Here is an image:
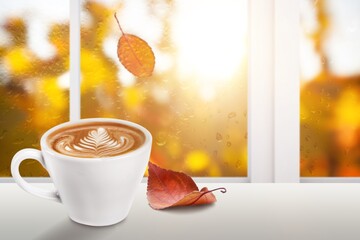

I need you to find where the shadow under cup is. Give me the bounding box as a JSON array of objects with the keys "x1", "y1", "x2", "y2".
[{"x1": 13, "y1": 118, "x2": 152, "y2": 227}]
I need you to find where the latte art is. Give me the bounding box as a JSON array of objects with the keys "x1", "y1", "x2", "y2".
[
  {"x1": 57, "y1": 127, "x2": 133, "y2": 157},
  {"x1": 48, "y1": 122, "x2": 145, "y2": 158}
]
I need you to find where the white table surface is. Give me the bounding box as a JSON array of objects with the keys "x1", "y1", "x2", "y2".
[{"x1": 1, "y1": 183, "x2": 360, "y2": 240}]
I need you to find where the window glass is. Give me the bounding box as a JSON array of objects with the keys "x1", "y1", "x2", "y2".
[
  {"x1": 300, "y1": 0, "x2": 360, "y2": 176},
  {"x1": 0, "y1": 0, "x2": 69, "y2": 176},
  {"x1": 81, "y1": 0, "x2": 248, "y2": 176}
]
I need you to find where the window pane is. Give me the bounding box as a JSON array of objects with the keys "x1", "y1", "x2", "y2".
[
  {"x1": 300, "y1": 0, "x2": 360, "y2": 176},
  {"x1": 0, "y1": 0, "x2": 69, "y2": 177},
  {"x1": 81, "y1": 0, "x2": 248, "y2": 176}
]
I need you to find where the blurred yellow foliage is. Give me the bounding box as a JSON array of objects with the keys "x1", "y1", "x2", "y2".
[
  {"x1": 38, "y1": 77, "x2": 67, "y2": 110},
  {"x1": 30, "y1": 78, "x2": 67, "y2": 131},
  {"x1": 185, "y1": 150, "x2": 210, "y2": 173},
  {"x1": 81, "y1": 50, "x2": 110, "y2": 92},
  {"x1": 122, "y1": 87, "x2": 144, "y2": 109},
  {"x1": 335, "y1": 89, "x2": 360, "y2": 129},
  {"x1": 3, "y1": 47, "x2": 34, "y2": 75},
  {"x1": 49, "y1": 24, "x2": 69, "y2": 57}
]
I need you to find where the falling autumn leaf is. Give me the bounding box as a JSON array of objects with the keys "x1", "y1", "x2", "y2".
[
  {"x1": 147, "y1": 162, "x2": 226, "y2": 210},
  {"x1": 114, "y1": 13, "x2": 155, "y2": 77}
]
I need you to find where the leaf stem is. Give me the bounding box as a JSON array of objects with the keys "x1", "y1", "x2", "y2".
[
  {"x1": 114, "y1": 13, "x2": 125, "y2": 36},
  {"x1": 189, "y1": 187, "x2": 227, "y2": 206}
]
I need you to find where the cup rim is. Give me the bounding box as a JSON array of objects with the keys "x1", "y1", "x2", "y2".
[{"x1": 40, "y1": 118, "x2": 152, "y2": 162}]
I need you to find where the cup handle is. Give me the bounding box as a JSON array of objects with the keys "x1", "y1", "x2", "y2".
[{"x1": 11, "y1": 148, "x2": 61, "y2": 203}]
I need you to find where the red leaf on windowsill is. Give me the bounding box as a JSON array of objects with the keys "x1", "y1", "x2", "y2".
[{"x1": 146, "y1": 162, "x2": 226, "y2": 210}]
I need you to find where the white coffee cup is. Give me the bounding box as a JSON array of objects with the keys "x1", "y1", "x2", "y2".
[{"x1": 11, "y1": 118, "x2": 152, "y2": 226}]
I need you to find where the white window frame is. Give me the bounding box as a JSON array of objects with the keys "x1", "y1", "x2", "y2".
[
  {"x1": 2, "y1": 0, "x2": 357, "y2": 183},
  {"x1": 249, "y1": 0, "x2": 299, "y2": 183},
  {"x1": 69, "y1": 0, "x2": 81, "y2": 122}
]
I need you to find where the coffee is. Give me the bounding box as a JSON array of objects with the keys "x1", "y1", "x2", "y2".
[{"x1": 47, "y1": 122, "x2": 145, "y2": 158}]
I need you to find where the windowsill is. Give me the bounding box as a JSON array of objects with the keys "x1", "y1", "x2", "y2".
[{"x1": 1, "y1": 183, "x2": 360, "y2": 239}]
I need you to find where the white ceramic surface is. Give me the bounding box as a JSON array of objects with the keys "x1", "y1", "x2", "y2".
[{"x1": 11, "y1": 118, "x2": 152, "y2": 226}]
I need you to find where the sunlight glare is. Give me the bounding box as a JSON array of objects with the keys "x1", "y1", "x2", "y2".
[{"x1": 171, "y1": 0, "x2": 247, "y2": 86}]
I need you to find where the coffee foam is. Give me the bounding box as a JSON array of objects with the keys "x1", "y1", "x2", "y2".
[{"x1": 48, "y1": 122, "x2": 145, "y2": 158}]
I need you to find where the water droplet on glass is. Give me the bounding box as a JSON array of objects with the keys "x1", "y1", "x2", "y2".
[
  {"x1": 155, "y1": 132, "x2": 167, "y2": 146},
  {"x1": 216, "y1": 133, "x2": 223, "y2": 142},
  {"x1": 244, "y1": 132, "x2": 248, "y2": 140},
  {"x1": 310, "y1": 0, "x2": 318, "y2": 11},
  {"x1": 27, "y1": 108, "x2": 34, "y2": 112},
  {"x1": 305, "y1": 136, "x2": 310, "y2": 142},
  {"x1": 321, "y1": 58, "x2": 327, "y2": 65},
  {"x1": 236, "y1": 160, "x2": 241, "y2": 169},
  {"x1": 228, "y1": 112, "x2": 236, "y2": 119},
  {"x1": 345, "y1": 148, "x2": 350, "y2": 155},
  {"x1": 0, "y1": 130, "x2": 7, "y2": 140},
  {"x1": 226, "y1": 141, "x2": 232, "y2": 147},
  {"x1": 226, "y1": 135, "x2": 230, "y2": 140},
  {"x1": 25, "y1": 161, "x2": 36, "y2": 166},
  {"x1": 14, "y1": 138, "x2": 24, "y2": 145},
  {"x1": 179, "y1": 82, "x2": 190, "y2": 90},
  {"x1": 213, "y1": 150, "x2": 218, "y2": 156},
  {"x1": 31, "y1": 143, "x2": 40, "y2": 148}
]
